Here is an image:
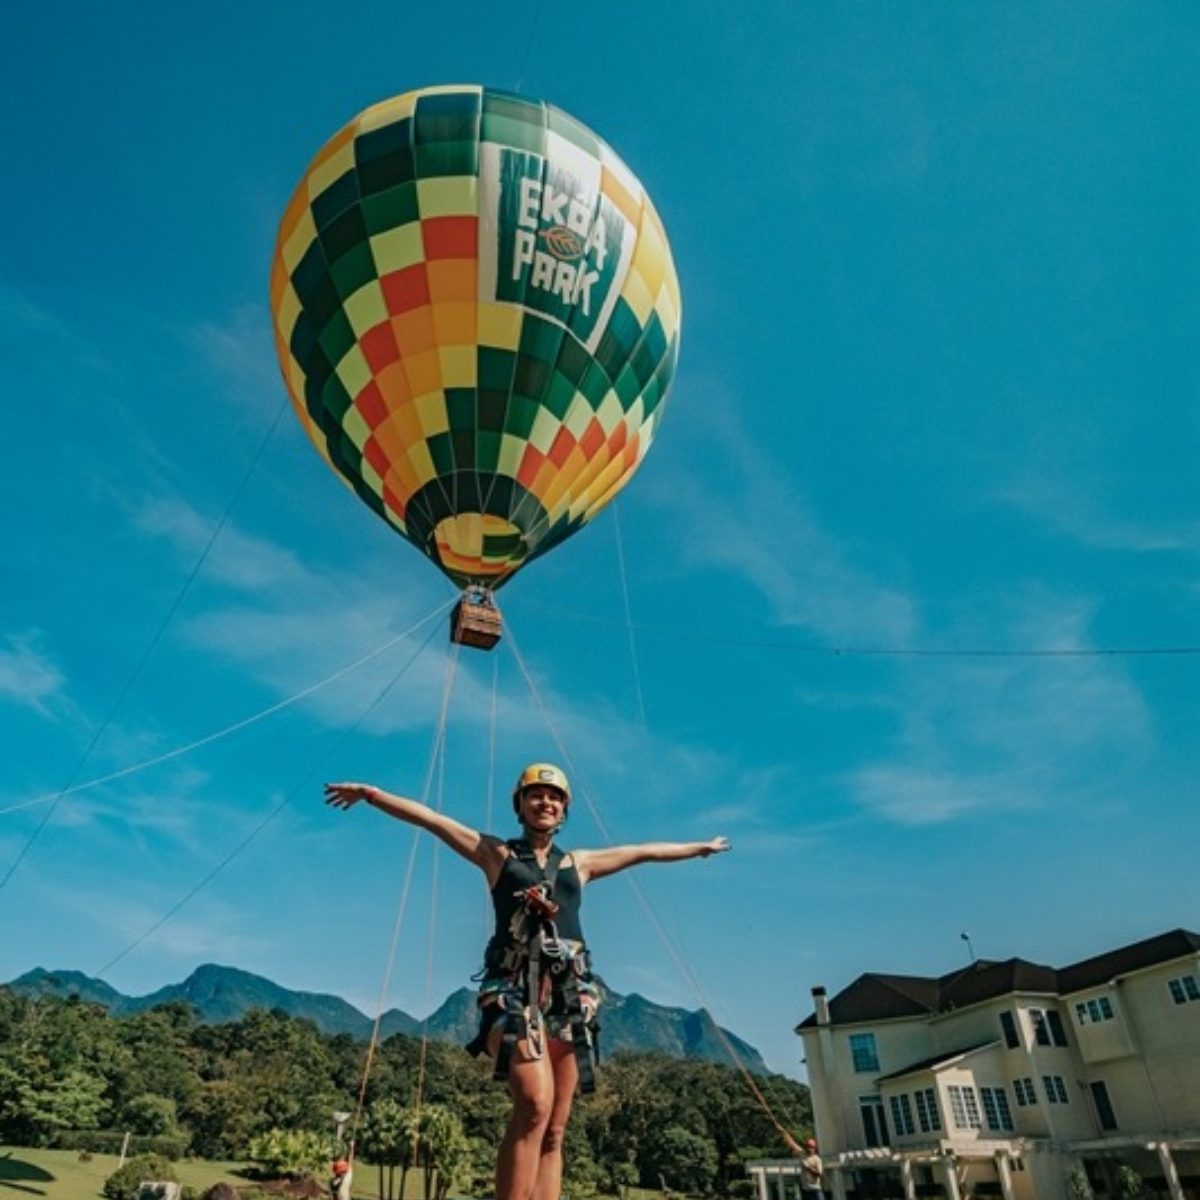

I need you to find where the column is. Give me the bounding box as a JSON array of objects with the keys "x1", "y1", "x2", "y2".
[
  {"x1": 939, "y1": 1155, "x2": 962, "y2": 1200},
  {"x1": 1154, "y1": 1143, "x2": 1184, "y2": 1200},
  {"x1": 995, "y1": 1152, "x2": 1016, "y2": 1200}
]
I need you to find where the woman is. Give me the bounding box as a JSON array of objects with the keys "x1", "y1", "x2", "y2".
[{"x1": 325, "y1": 762, "x2": 730, "y2": 1200}]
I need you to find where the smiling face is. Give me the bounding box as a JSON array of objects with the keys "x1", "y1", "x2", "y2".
[{"x1": 517, "y1": 783, "x2": 568, "y2": 833}]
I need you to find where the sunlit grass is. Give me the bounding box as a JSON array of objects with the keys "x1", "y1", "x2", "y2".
[
  {"x1": 0, "y1": 1147, "x2": 242, "y2": 1197},
  {"x1": 0, "y1": 1146, "x2": 462, "y2": 1199}
]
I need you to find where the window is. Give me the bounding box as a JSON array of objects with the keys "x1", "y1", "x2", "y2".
[
  {"x1": 850, "y1": 1032, "x2": 880, "y2": 1072},
  {"x1": 1031, "y1": 1007, "x2": 1069, "y2": 1047},
  {"x1": 1090, "y1": 1081, "x2": 1118, "y2": 1131},
  {"x1": 1013, "y1": 1077, "x2": 1038, "y2": 1107},
  {"x1": 980, "y1": 1086, "x2": 1014, "y2": 1132},
  {"x1": 859, "y1": 1095, "x2": 890, "y2": 1148},
  {"x1": 948, "y1": 1085, "x2": 982, "y2": 1130},
  {"x1": 915, "y1": 1087, "x2": 942, "y2": 1133},
  {"x1": 1047, "y1": 1009, "x2": 1068, "y2": 1045},
  {"x1": 889, "y1": 1094, "x2": 915, "y2": 1137},
  {"x1": 999, "y1": 1010, "x2": 1020, "y2": 1048},
  {"x1": 1168, "y1": 975, "x2": 1200, "y2": 1005},
  {"x1": 1043, "y1": 1075, "x2": 1070, "y2": 1104},
  {"x1": 1075, "y1": 996, "x2": 1115, "y2": 1025},
  {"x1": 1032, "y1": 1009, "x2": 1050, "y2": 1045}
]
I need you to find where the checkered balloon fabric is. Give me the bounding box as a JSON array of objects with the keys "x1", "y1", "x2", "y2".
[{"x1": 271, "y1": 84, "x2": 681, "y2": 589}]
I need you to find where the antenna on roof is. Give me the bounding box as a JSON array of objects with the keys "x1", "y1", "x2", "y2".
[{"x1": 961, "y1": 931, "x2": 976, "y2": 963}]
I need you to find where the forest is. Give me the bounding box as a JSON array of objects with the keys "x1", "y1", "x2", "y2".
[{"x1": 0, "y1": 987, "x2": 812, "y2": 1198}]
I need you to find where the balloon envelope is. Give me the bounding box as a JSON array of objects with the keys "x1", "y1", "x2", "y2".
[{"x1": 271, "y1": 84, "x2": 681, "y2": 589}]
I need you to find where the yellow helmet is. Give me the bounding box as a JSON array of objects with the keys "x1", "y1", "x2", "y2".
[{"x1": 512, "y1": 762, "x2": 571, "y2": 810}]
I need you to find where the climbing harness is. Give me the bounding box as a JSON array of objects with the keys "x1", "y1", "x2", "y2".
[{"x1": 469, "y1": 838, "x2": 599, "y2": 1093}]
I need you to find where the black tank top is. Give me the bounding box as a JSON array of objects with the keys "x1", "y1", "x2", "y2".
[{"x1": 490, "y1": 840, "x2": 585, "y2": 944}]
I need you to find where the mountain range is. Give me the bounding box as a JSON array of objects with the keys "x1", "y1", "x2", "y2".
[{"x1": 5, "y1": 963, "x2": 769, "y2": 1073}]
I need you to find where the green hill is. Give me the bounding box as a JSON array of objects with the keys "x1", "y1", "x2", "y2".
[{"x1": 8, "y1": 963, "x2": 767, "y2": 1071}]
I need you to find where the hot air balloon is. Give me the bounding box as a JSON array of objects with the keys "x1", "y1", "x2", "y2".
[{"x1": 270, "y1": 85, "x2": 681, "y2": 646}]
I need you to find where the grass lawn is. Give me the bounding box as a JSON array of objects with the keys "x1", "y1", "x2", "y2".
[
  {"x1": 0, "y1": 1147, "x2": 245, "y2": 1197},
  {"x1": 0, "y1": 1148, "x2": 668, "y2": 1200},
  {"x1": 0, "y1": 1147, "x2": 459, "y2": 1199}
]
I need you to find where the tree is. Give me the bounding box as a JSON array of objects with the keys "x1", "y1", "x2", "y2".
[
  {"x1": 0, "y1": 983, "x2": 815, "y2": 1191},
  {"x1": 360, "y1": 1097, "x2": 415, "y2": 1200},
  {"x1": 562, "y1": 1117, "x2": 604, "y2": 1196},
  {"x1": 0, "y1": 1056, "x2": 50, "y2": 1144},
  {"x1": 415, "y1": 1104, "x2": 470, "y2": 1200},
  {"x1": 596, "y1": 1054, "x2": 672, "y2": 1181},
  {"x1": 644, "y1": 1124, "x2": 720, "y2": 1195},
  {"x1": 109, "y1": 1004, "x2": 201, "y2": 1117},
  {"x1": 0, "y1": 1057, "x2": 108, "y2": 1145},
  {"x1": 120, "y1": 1093, "x2": 180, "y2": 1138},
  {"x1": 43, "y1": 1067, "x2": 109, "y2": 1133},
  {"x1": 186, "y1": 1008, "x2": 342, "y2": 1154},
  {"x1": 611, "y1": 1159, "x2": 640, "y2": 1198},
  {"x1": 246, "y1": 1127, "x2": 328, "y2": 1179}
]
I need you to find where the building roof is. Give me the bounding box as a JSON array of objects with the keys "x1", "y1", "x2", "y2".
[
  {"x1": 876, "y1": 1041, "x2": 999, "y2": 1082},
  {"x1": 1058, "y1": 928, "x2": 1200, "y2": 994},
  {"x1": 797, "y1": 928, "x2": 1200, "y2": 1030}
]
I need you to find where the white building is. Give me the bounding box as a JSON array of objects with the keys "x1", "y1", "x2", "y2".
[{"x1": 747, "y1": 929, "x2": 1200, "y2": 1200}]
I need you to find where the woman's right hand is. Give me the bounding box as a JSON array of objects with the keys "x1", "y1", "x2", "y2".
[{"x1": 324, "y1": 782, "x2": 375, "y2": 810}]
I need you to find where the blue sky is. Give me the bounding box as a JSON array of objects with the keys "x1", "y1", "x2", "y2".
[{"x1": 2, "y1": 2, "x2": 1198, "y2": 1085}]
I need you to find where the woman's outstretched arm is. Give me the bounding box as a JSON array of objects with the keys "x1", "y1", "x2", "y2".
[
  {"x1": 324, "y1": 782, "x2": 503, "y2": 874},
  {"x1": 574, "y1": 837, "x2": 730, "y2": 884}
]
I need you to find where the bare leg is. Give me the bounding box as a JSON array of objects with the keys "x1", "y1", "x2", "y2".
[
  {"x1": 493, "y1": 1030, "x2": 557, "y2": 1200},
  {"x1": 530, "y1": 1038, "x2": 579, "y2": 1200}
]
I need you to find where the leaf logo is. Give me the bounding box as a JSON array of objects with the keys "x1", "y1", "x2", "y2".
[{"x1": 540, "y1": 225, "x2": 584, "y2": 262}]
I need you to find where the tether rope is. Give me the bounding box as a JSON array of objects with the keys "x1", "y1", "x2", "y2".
[
  {"x1": 348, "y1": 634, "x2": 464, "y2": 1176},
  {"x1": 606, "y1": 508, "x2": 806, "y2": 1131},
  {"x1": 0, "y1": 401, "x2": 293, "y2": 887},
  {"x1": 502, "y1": 616, "x2": 809, "y2": 1135},
  {"x1": 611, "y1": 501, "x2": 650, "y2": 741},
  {"x1": 484, "y1": 652, "x2": 500, "y2": 924},
  {"x1": 0, "y1": 599, "x2": 456, "y2": 819},
  {"x1": 92, "y1": 611, "x2": 448, "y2": 980},
  {"x1": 413, "y1": 639, "x2": 463, "y2": 1157},
  {"x1": 510, "y1": 0, "x2": 547, "y2": 94},
  {"x1": 513, "y1": 599, "x2": 1200, "y2": 660},
  {"x1": 348, "y1": 805, "x2": 425, "y2": 1172},
  {"x1": 607, "y1": 506, "x2": 807, "y2": 1131}
]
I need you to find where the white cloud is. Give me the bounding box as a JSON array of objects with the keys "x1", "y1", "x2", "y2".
[
  {"x1": 0, "y1": 634, "x2": 67, "y2": 717},
  {"x1": 845, "y1": 595, "x2": 1151, "y2": 825},
  {"x1": 188, "y1": 302, "x2": 285, "y2": 427},
  {"x1": 646, "y1": 385, "x2": 918, "y2": 645},
  {"x1": 113, "y1": 489, "x2": 452, "y2": 733},
  {"x1": 52, "y1": 762, "x2": 216, "y2": 847},
  {"x1": 0, "y1": 283, "x2": 107, "y2": 369},
  {"x1": 997, "y1": 475, "x2": 1200, "y2": 556},
  {"x1": 849, "y1": 764, "x2": 1016, "y2": 825},
  {"x1": 129, "y1": 493, "x2": 312, "y2": 592},
  {"x1": 87, "y1": 890, "x2": 267, "y2": 974}
]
